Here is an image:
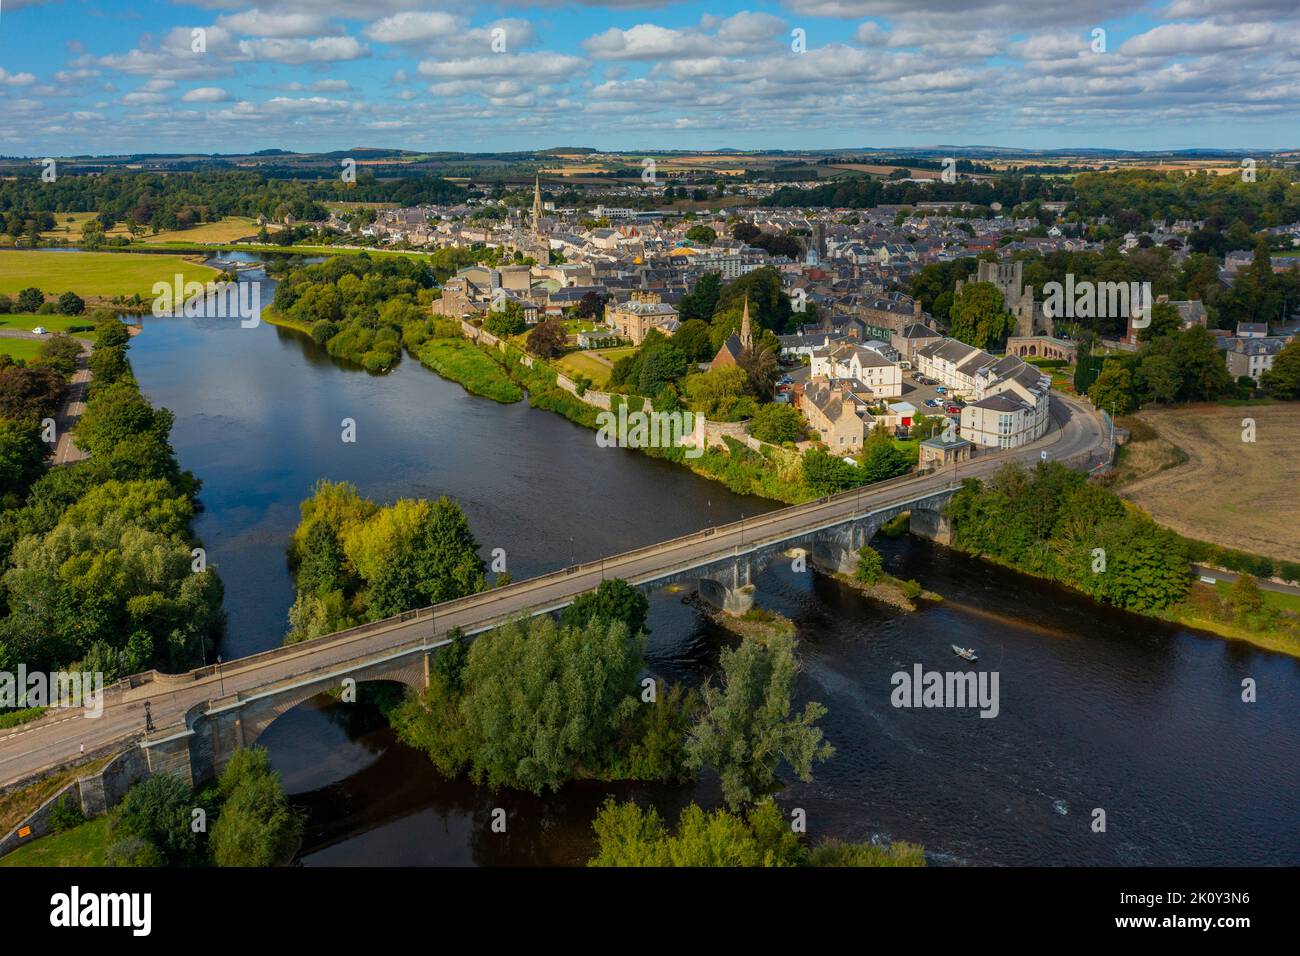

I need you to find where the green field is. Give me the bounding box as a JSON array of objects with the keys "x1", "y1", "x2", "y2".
[
  {"x1": 0, "y1": 816, "x2": 108, "y2": 867},
  {"x1": 0, "y1": 250, "x2": 218, "y2": 299},
  {"x1": 0, "y1": 339, "x2": 46, "y2": 361},
  {"x1": 0, "y1": 313, "x2": 97, "y2": 336},
  {"x1": 1214, "y1": 580, "x2": 1300, "y2": 613}
]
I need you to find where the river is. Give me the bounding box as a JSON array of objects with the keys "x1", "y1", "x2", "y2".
[{"x1": 122, "y1": 257, "x2": 1300, "y2": 867}]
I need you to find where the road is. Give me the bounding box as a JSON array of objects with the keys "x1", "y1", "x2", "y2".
[
  {"x1": 0, "y1": 391, "x2": 1107, "y2": 791},
  {"x1": 1192, "y1": 565, "x2": 1300, "y2": 597},
  {"x1": 0, "y1": 329, "x2": 92, "y2": 465}
]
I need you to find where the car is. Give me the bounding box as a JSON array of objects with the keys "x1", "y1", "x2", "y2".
[
  {"x1": 32, "y1": 326, "x2": 47, "y2": 335},
  {"x1": 778, "y1": 376, "x2": 793, "y2": 385},
  {"x1": 925, "y1": 399, "x2": 941, "y2": 407},
  {"x1": 935, "y1": 386, "x2": 946, "y2": 394},
  {"x1": 946, "y1": 404, "x2": 961, "y2": 414}
]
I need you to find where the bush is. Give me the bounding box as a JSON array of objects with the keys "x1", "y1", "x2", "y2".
[
  {"x1": 48, "y1": 792, "x2": 85, "y2": 833},
  {"x1": 901, "y1": 579, "x2": 923, "y2": 600}
]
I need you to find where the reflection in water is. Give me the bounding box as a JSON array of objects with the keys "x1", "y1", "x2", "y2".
[{"x1": 123, "y1": 258, "x2": 1300, "y2": 867}]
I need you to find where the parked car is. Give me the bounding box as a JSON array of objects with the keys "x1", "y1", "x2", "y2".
[
  {"x1": 32, "y1": 326, "x2": 47, "y2": 335},
  {"x1": 935, "y1": 386, "x2": 946, "y2": 394},
  {"x1": 946, "y1": 404, "x2": 961, "y2": 415}
]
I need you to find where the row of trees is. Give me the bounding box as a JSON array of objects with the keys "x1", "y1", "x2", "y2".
[
  {"x1": 947, "y1": 462, "x2": 1190, "y2": 612},
  {"x1": 0, "y1": 316, "x2": 224, "y2": 681}
]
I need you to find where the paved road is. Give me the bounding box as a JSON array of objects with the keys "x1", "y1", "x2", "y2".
[
  {"x1": 1192, "y1": 565, "x2": 1300, "y2": 596},
  {"x1": 0, "y1": 329, "x2": 92, "y2": 465},
  {"x1": 0, "y1": 391, "x2": 1107, "y2": 790}
]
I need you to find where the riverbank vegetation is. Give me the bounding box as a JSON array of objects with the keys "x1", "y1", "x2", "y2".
[
  {"x1": 416, "y1": 337, "x2": 523, "y2": 403},
  {"x1": 0, "y1": 316, "x2": 223, "y2": 684},
  {"x1": 269, "y1": 254, "x2": 436, "y2": 372},
  {"x1": 833, "y1": 544, "x2": 935, "y2": 611},
  {"x1": 284, "y1": 480, "x2": 485, "y2": 643},
  {"x1": 948, "y1": 461, "x2": 1189, "y2": 613},
  {"x1": 588, "y1": 799, "x2": 925, "y2": 867}
]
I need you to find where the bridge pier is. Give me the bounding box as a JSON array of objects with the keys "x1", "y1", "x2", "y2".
[
  {"x1": 909, "y1": 508, "x2": 952, "y2": 545},
  {"x1": 698, "y1": 557, "x2": 756, "y2": 616}
]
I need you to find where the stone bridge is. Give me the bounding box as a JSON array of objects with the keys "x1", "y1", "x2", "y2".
[{"x1": 0, "y1": 388, "x2": 1109, "y2": 795}]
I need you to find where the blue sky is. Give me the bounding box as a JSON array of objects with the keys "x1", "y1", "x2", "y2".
[{"x1": 1, "y1": 0, "x2": 1297, "y2": 156}]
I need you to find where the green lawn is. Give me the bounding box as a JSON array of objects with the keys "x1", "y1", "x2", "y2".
[
  {"x1": 0, "y1": 313, "x2": 98, "y2": 336},
  {"x1": 418, "y1": 338, "x2": 524, "y2": 403},
  {"x1": 1215, "y1": 580, "x2": 1300, "y2": 613},
  {"x1": 0, "y1": 250, "x2": 218, "y2": 299},
  {"x1": 0, "y1": 816, "x2": 109, "y2": 867},
  {"x1": 554, "y1": 351, "x2": 614, "y2": 388},
  {"x1": 0, "y1": 339, "x2": 46, "y2": 362}
]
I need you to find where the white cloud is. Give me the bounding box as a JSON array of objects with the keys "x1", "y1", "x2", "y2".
[
  {"x1": 237, "y1": 36, "x2": 369, "y2": 63},
  {"x1": 182, "y1": 86, "x2": 233, "y2": 102},
  {"x1": 216, "y1": 10, "x2": 339, "y2": 38},
  {"x1": 364, "y1": 12, "x2": 462, "y2": 44}
]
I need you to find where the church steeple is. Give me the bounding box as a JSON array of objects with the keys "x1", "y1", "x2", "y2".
[
  {"x1": 532, "y1": 175, "x2": 543, "y2": 238},
  {"x1": 740, "y1": 295, "x2": 753, "y2": 350}
]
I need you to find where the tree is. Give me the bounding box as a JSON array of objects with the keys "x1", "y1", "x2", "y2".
[
  {"x1": 859, "y1": 440, "x2": 909, "y2": 483},
  {"x1": 94, "y1": 317, "x2": 131, "y2": 350},
  {"x1": 855, "y1": 545, "x2": 884, "y2": 585},
  {"x1": 677, "y1": 272, "x2": 721, "y2": 323},
  {"x1": 683, "y1": 365, "x2": 749, "y2": 419},
  {"x1": 589, "y1": 799, "x2": 803, "y2": 867},
  {"x1": 36, "y1": 334, "x2": 83, "y2": 377},
  {"x1": 685, "y1": 634, "x2": 834, "y2": 809},
  {"x1": 483, "y1": 301, "x2": 526, "y2": 337},
  {"x1": 109, "y1": 774, "x2": 203, "y2": 866},
  {"x1": 802, "y1": 448, "x2": 863, "y2": 495},
  {"x1": 748, "y1": 403, "x2": 804, "y2": 443},
  {"x1": 17, "y1": 287, "x2": 44, "y2": 313},
  {"x1": 1261, "y1": 339, "x2": 1300, "y2": 399},
  {"x1": 1226, "y1": 573, "x2": 1265, "y2": 619},
  {"x1": 576, "y1": 290, "x2": 607, "y2": 319},
  {"x1": 560, "y1": 578, "x2": 649, "y2": 636},
  {"x1": 456, "y1": 616, "x2": 643, "y2": 793},
  {"x1": 526, "y1": 318, "x2": 567, "y2": 358},
  {"x1": 210, "y1": 748, "x2": 303, "y2": 867},
  {"x1": 949, "y1": 282, "x2": 1015, "y2": 350},
  {"x1": 1087, "y1": 365, "x2": 1137, "y2": 415},
  {"x1": 55, "y1": 291, "x2": 85, "y2": 316},
  {"x1": 685, "y1": 225, "x2": 716, "y2": 246}
]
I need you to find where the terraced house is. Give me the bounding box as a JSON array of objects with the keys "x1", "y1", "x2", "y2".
[
  {"x1": 916, "y1": 338, "x2": 1052, "y2": 450},
  {"x1": 809, "y1": 342, "x2": 903, "y2": 398},
  {"x1": 800, "y1": 376, "x2": 875, "y2": 451}
]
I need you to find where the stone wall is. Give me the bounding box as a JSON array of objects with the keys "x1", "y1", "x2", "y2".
[{"x1": 0, "y1": 748, "x2": 148, "y2": 858}]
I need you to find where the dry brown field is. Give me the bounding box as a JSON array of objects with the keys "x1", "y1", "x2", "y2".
[{"x1": 1119, "y1": 403, "x2": 1300, "y2": 562}]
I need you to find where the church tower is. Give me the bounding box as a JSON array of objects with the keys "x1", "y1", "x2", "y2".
[{"x1": 740, "y1": 295, "x2": 753, "y2": 350}]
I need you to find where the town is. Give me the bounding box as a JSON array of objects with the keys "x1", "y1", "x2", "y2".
[{"x1": 0, "y1": 0, "x2": 1297, "y2": 915}]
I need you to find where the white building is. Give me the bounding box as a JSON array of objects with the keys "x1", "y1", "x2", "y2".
[
  {"x1": 916, "y1": 337, "x2": 1052, "y2": 449},
  {"x1": 810, "y1": 342, "x2": 903, "y2": 398}
]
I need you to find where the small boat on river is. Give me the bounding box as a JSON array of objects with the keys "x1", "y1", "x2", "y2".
[{"x1": 951, "y1": 645, "x2": 978, "y2": 662}]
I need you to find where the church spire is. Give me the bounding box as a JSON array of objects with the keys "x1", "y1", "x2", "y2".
[
  {"x1": 532, "y1": 175, "x2": 543, "y2": 238},
  {"x1": 740, "y1": 295, "x2": 753, "y2": 350}
]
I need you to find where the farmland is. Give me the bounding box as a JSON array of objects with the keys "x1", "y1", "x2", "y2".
[
  {"x1": 0, "y1": 249, "x2": 218, "y2": 299},
  {"x1": 1119, "y1": 403, "x2": 1300, "y2": 563}
]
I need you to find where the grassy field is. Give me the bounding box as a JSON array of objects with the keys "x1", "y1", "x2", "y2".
[
  {"x1": 1119, "y1": 403, "x2": 1300, "y2": 562},
  {"x1": 418, "y1": 338, "x2": 524, "y2": 403},
  {"x1": 0, "y1": 338, "x2": 47, "y2": 361},
  {"x1": 0, "y1": 816, "x2": 108, "y2": 867},
  {"x1": 133, "y1": 216, "x2": 265, "y2": 245},
  {"x1": 0, "y1": 250, "x2": 218, "y2": 299},
  {"x1": 554, "y1": 350, "x2": 614, "y2": 388},
  {"x1": 0, "y1": 313, "x2": 97, "y2": 335}
]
